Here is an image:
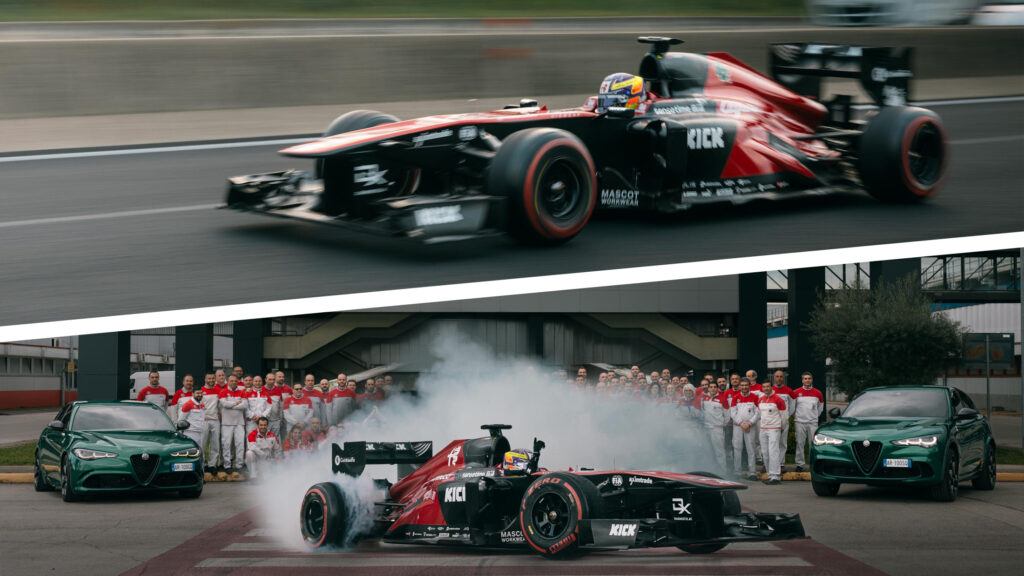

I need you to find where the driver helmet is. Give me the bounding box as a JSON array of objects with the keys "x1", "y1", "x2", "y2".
[
  {"x1": 503, "y1": 449, "x2": 532, "y2": 475},
  {"x1": 597, "y1": 73, "x2": 646, "y2": 112}
]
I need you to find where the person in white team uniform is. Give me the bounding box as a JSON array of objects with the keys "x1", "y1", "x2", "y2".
[
  {"x1": 701, "y1": 380, "x2": 731, "y2": 472},
  {"x1": 757, "y1": 380, "x2": 788, "y2": 484},
  {"x1": 792, "y1": 372, "x2": 824, "y2": 472},
  {"x1": 730, "y1": 378, "x2": 760, "y2": 481},
  {"x1": 219, "y1": 375, "x2": 248, "y2": 481},
  {"x1": 246, "y1": 417, "x2": 282, "y2": 479},
  {"x1": 177, "y1": 388, "x2": 207, "y2": 464}
]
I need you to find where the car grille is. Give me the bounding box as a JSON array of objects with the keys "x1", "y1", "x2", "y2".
[
  {"x1": 130, "y1": 454, "x2": 160, "y2": 484},
  {"x1": 851, "y1": 441, "x2": 882, "y2": 474},
  {"x1": 83, "y1": 474, "x2": 135, "y2": 489},
  {"x1": 151, "y1": 472, "x2": 200, "y2": 488}
]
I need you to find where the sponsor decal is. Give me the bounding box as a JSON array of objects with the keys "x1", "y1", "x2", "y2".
[
  {"x1": 366, "y1": 443, "x2": 376, "y2": 451},
  {"x1": 412, "y1": 129, "x2": 453, "y2": 147},
  {"x1": 608, "y1": 523, "x2": 638, "y2": 537},
  {"x1": 548, "y1": 533, "x2": 577, "y2": 554},
  {"x1": 447, "y1": 446, "x2": 462, "y2": 467},
  {"x1": 628, "y1": 476, "x2": 653, "y2": 486},
  {"x1": 672, "y1": 497, "x2": 692, "y2": 518},
  {"x1": 718, "y1": 100, "x2": 763, "y2": 116},
  {"x1": 352, "y1": 164, "x2": 389, "y2": 187},
  {"x1": 413, "y1": 442, "x2": 431, "y2": 456},
  {"x1": 458, "y1": 469, "x2": 496, "y2": 478},
  {"x1": 501, "y1": 530, "x2": 526, "y2": 543},
  {"x1": 414, "y1": 205, "x2": 464, "y2": 227},
  {"x1": 652, "y1": 99, "x2": 708, "y2": 115},
  {"x1": 333, "y1": 455, "x2": 355, "y2": 465},
  {"x1": 444, "y1": 486, "x2": 466, "y2": 503},
  {"x1": 611, "y1": 475, "x2": 623, "y2": 487},
  {"x1": 882, "y1": 85, "x2": 908, "y2": 106},
  {"x1": 430, "y1": 472, "x2": 455, "y2": 483},
  {"x1": 600, "y1": 188, "x2": 640, "y2": 208},
  {"x1": 871, "y1": 67, "x2": 912, "y2": 83},
  {"x1": 458, "y1": 126, "x2": 478, "y2": 141},
  {"x1": 395, "y1": 443, "x2": 407, "y2": 450},
  {"x1": 687, "y1": 127, "x2": 725, "y2": 150},
  {"x1": 714, "y1": 63, "x2": 731, "y2": 83}
]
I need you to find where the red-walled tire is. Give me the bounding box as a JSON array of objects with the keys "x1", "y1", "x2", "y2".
[
  {"x1": 487, "y1": 128, "x2": 597, "y2": 245},
  {"x1": 315, "y1": 110, "x2": 399, "y2": 179},
  {"x1": 519, "y1": 473, "x2": 604, "y2": 558},
  {"x1": 300, "y1": 482, "x2": 348, "y2": 548},
  {"x1": 858, "y1": 106, "x2": 948, "y2": 202}
]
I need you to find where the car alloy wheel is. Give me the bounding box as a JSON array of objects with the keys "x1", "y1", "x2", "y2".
[{"x1": 60, "y1": 458, "x2": 77, "y2": 502}]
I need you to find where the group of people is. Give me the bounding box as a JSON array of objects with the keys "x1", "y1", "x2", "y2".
[
  {"x1": 135, "y1": 367, "x2": 390, "y2": 481},
  {"x1": 564, "y1": 366, "x2": 825, "y2": 484}
]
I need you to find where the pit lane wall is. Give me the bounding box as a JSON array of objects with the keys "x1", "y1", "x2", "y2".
[{"x1": 1, "y1": 26, "x2": 1021, "y2": 118}]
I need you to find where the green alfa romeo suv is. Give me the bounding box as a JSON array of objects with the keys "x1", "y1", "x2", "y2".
[{"x1": 810, "y1": 386, "x2": 996, "y2": 502}]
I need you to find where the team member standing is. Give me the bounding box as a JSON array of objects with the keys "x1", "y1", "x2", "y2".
[
  {"x1": 245, "y1": 417, "x2": 282, "y2": 479},
  {"x1": 200, "y1": 373, "x2": 222, "y2": 480},
  {"x1": 177, "y1": 388, "x2": 206, "y2": 464},
  {"x1": 137, "y1": 370, "x2": 170, "y2": 411},
  {"x1": 219, "y1": 375, "x2": 249, "y2": 481},
  {"x1": 246, "y1": 375, "x2": 272, "y2": 436},
  {"x1": 328, "y1": 374, "x2": 355, "y2": 426},
  {"x1": 283, "y1": 383, "x2": 314, "y2": 434},
  {"x1": 730, "y1": 378, "x2": 760, "y2": 480},
  {"x1": 771, "y1": 370, "x2": 795, "y2": 469},
  {"x1": 757, "y1": 380, "x2": 788, "y2": 484},
  {"x1": 792, "y1": 372, "x2": 824, "y2": 473},
  {"x1": 264, "y1": 372, "x2": 284, "y2": 437},
  {"x1": 302, "y1": 374, "x2": 326, "y2": 424},
  {"x1": 701, "y1": 380, "x2": 731, "y2": 472},
  {"x1": 168, "y1": 374, "x2": 196, "y2": 422}
]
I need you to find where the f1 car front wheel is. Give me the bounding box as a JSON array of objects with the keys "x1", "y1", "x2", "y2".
[
  {"x1": 520, "y1": 472, "x2": 604, "y2": 558},
  {"x1": 859, "y1": 106, "x2": 948, "y2": 202},
  {"x1": 300, "y1": 482, "x2": 348, "y2": 548},
  {"x1": 487, "y1": 128, "x2": 597, "y2": 245}
]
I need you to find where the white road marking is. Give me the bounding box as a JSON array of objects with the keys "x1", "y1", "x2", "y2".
[
  {"x1": 243, "y1": 529, "x2": 276, "y2": 537},
  {"x1": 0, "y1": 204, "x2": 218, "y2": 230},
  {"x1": 0, "y1": 137, "x2": 310, "y2": 163},
  {"x1": 915, "y1": 95, "x2": 1024, "y2": 107},
  {"x1": 950, "y1": 134, "x2": 1024, "y2": 146}
]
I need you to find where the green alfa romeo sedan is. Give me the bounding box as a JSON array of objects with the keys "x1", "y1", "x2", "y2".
[
  {"x1": 810, "y1": 386, "x2": 996, "y2": 502},
  {"x1": 34, "y1": 401, "x2": 203, "y2": 502}
]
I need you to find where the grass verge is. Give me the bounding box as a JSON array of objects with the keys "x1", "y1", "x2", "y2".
[
  {"x1": 0, "y1": 0, "x2": 804, "y2": 22},
  {"x1": 0, "y1": 442, "x2": 35, "y2": 467}
]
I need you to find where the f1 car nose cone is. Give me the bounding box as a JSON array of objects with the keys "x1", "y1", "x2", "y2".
[{"x1": 548, "y1": 510, "x2": 559, "y2": 521}]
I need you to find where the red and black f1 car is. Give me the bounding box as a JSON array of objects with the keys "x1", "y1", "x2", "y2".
[
  {"x1": 226, "y1": 37, "x2": 947, "y2": 245},
  {"x1": 299, "y1": 424, "x2": 805, "y2": 557}
]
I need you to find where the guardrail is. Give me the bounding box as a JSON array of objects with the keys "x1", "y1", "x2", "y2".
[{"x1": 0, "y1": 26, "x2": 1020, "y2": 118}]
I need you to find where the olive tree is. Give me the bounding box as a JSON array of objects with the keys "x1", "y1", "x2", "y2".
[{"x1": 806, "y1": 276, "x2": 964, "y2": 397}]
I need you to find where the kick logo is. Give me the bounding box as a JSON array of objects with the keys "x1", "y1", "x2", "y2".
[
  {"x1": 672, "y1": 497, "x2": 692, "y2": 516},
  {"x1": 608, "y1": 523, "x2": 638, "y2": 537},
  {"x1": 447, "y1": 446, "x2": 462, "y2": 466},
  {"x1": 687, "y1": 127, "x2": 725, "y2": 150},
  {"x1": 444, "y1": 486, "x2": 466, "y2": 503}
]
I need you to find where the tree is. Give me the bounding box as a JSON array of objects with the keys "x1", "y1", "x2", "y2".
[{"x1": 806, "y1": 275, "x2": 965, "y2": 397}]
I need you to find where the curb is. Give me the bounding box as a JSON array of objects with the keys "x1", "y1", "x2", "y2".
[{"x1": 0, "y1": 473, "x2": 33, "y2": 483}]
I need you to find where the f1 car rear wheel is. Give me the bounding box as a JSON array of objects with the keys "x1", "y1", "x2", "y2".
[
  {"x1": 858, "y1": 106, "x2": 948, "y2": 202},
  {"x1": 317, "y1": 110, "x2": 419, "y2": 216},
  {"x1": 487, "y1": 128, "x2": 597, "y2": 245},
  {"x1": 520, "y1": 472, "x2": 604, "y2": 558},
  {"x1": 300, "y1": 482, "x2": 348, "y2": 548}
]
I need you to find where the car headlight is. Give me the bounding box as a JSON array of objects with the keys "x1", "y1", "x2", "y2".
[
  {"x1": 891, "y1": 434, "x2": 941, "y2": 448},
  {"x1": 73, "y1": 448, "x2": 118, "y2": 460},
  {"x1": 812, "y1": 433, "x2": 845, "y2": 446},
  {"x1": 170, "y1": 447, "x2": 201, "y2": 458}
]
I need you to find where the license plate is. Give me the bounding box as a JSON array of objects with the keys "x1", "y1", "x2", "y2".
[
  {"x1": 172, "y1": 463, "x2": 194, "y2": 472},
  {"x1": 884, "y1": 458, "x2": 911, "y2": 468}
]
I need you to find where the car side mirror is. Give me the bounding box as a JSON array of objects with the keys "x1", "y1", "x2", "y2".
[
  {"x1": 828, "y1": 407, "x2": 841, "y2": 419},
  {"x1": 176, "y1": 420, "x2": 190, "y2": 430},
  {"x1": 606, "y1": 106, "x2": 636, "y2": 119},
  {"x1": 47, "y1": 420, "x2": 64, "y2": 431},
  {"x1": 956, "y1": 407, "x2": 979, "y2": 421}
]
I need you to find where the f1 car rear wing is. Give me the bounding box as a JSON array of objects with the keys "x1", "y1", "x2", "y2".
[
  {"x1": 769, "y1": 43, "x2": 913, "y2": 117},
  {"x1": 332, "y1": 441, "x2": 433, "y2": 478}
]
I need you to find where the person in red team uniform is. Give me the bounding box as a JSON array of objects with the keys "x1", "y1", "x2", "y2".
[
  {"x1": 327, "y1": 373, "x2": 356, "y2": 426},
  {"x1": 771, "y1": 369, "x2": 795, "y2": 470},
  {"x1": 792, "y1": 372, "x2": 824, "y2": 472},
  {"x1": 168, "y1": 374, "x2": 196, "y2": 422},
  {"x1": 730, "y1": 378, "x2": 760, "y2": 480},
  {"x1": 137, "y1": 370, "x2": 170, "y2": 411},
  {"x1": 757, "y1": 380, "x2": 788, "y2": 484},
  {"x1": 282, "y1": 426, "x2": 303, "y2": 457},
  {"x1": 676, "y1": 384, "x2": 702, "y2": 422},
  {"x1": 245, "y1": 417, "x2": 282, "y2": 479}
]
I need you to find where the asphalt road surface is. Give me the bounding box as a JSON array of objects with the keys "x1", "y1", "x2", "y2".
[
  {"x1": 1, "y1": 99, "x2": 1022, "y2": 326},
  {"x1": 1, "y1": 480, "x2": 1021, "y2": 576}
]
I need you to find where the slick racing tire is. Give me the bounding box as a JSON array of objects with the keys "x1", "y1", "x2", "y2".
[
  {"x1": 34, "y1": 453, "x2": 53, "y2": 492},
  {"x1": 811, "y1": 479, "x2": 840, "y2": 497},
  {"x1": 60, "y1": 456, "x2": 79, "y2": 502},
  {"x1": 520, "y1": 472, "x2": 604, "y2": 558},
  {"x1": 487, "y1": 128, "x2": 597, "y2": 245},
  {"x1": 971, "y1": 442, "x2": 996, "y2": 491},
  {"x1": 317, "y1": 110, "x2": 419, "y2": 216},
  {"x1": 930, "y1": 447, "x2": 959, "y2": 502},
  {"x1": 300, "y1": 482, "x2": 349, "y2": 548},
  {"x1": 858, "y1": 106, "x2": 947, "y2": 202}
]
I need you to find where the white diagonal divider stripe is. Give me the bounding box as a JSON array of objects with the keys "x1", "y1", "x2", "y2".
[{"x1": 1, "y1": 231, "x2": 1021, "y2": 341}]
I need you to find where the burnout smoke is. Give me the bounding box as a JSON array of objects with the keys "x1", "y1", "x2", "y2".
[{"x1": 257, "y1": 328, "x2": 719, "y2": 549}]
